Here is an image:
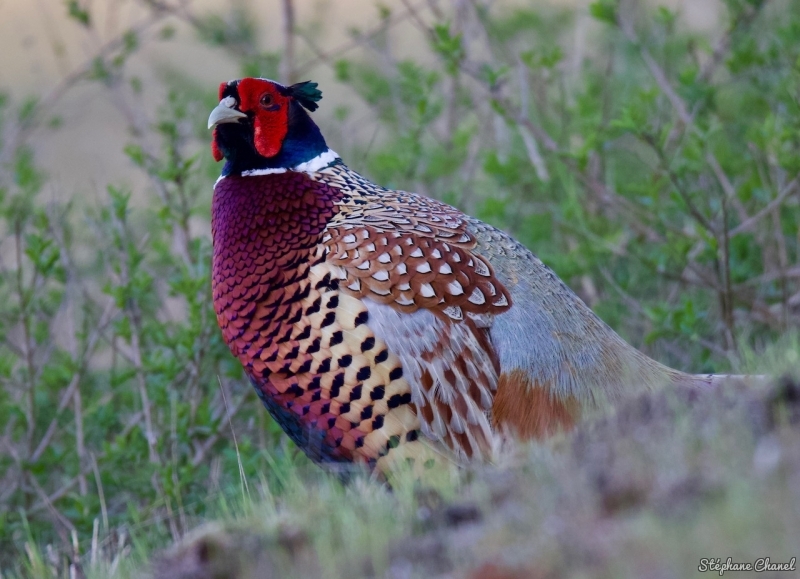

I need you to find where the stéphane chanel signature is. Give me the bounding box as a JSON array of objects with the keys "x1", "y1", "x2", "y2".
[{"x1": 698, "y1": 557, "x2": 796, "y2": 575}]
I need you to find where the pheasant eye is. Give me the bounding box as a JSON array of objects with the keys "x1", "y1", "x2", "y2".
[{"x1": 260, "y1": 94, "x2": 275, "y2": 107}]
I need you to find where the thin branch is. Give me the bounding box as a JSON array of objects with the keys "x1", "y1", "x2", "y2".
[
  {"x1": 516, "y1": 58, "x2": 549, "y2": 181},
  {"x1": 698, "y1": 0, "x2": 769, "y2": 83},
  {"x1": 27, "y1": 412, "x2": 143, "y2": 515},
  {"x1": 279, "y1": 0, "x2": 296, "y2": 84},
  {"x1": 28, "y1": 473, "x2": 77, "y2": 534},
  {"x1": 30, "y1": 301, "x2": 115, "y2": 463},
  {"x1": 15, "y1": 220, "x2": 38, "y2": 457},
  {"x1": 729, "y1": 175, "x2": 800, "y2": 237},
  {"x1": 706, "y1": 152, "x2": 750, "y2": 223},
  {"x1": 617, "y1": 13, "x2": 690, "y2": 124},
  {"x1": 190, "y1": 388, "x2": 251, "y2": 467},
  {"x1": 643, "y1": 135, "x2": 718, "y2": 234},
  {"x1": 720, "y1": 198, "x2": 737, "y2": 351},
  {"x1": 109, "y1": 213, "x2": 161, "y2": 465},
  {"x1": 294, "y1": 0, "x2": 430, "y2": 78}
]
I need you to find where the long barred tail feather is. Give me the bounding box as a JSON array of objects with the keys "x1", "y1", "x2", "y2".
[{"x1": 690, "y1": 373, "x2": 771, "y2": 388}]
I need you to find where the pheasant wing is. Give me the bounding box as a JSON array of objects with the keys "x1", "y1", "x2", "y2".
[{"x1": 313, "y1": 165, "x2": 513, "y2": 461}]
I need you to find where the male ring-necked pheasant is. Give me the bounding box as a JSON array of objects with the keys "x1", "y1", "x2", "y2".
[{"x1": 208, "y1": 77, "x2": 733, "y2": 476}]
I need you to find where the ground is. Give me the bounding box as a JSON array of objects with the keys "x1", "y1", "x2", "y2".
[{"x1": 147, "y1": 374, "x2": 800, "y2": 579}]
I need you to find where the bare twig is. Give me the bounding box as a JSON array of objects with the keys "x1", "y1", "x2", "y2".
[
  {"x1": 28, "y1": 412, "x2": 143, "y2": 515},
  {"x1": 294, "y1": 0, "x2": 429, "y2": 78},
  {"x1": 617, "y1": 12, "x2": 691, "y2": 124},
  {"x1": 730, "y1": 175, "x2": 800, "y2": 237},
  {"x1": 91, "y1": 453, "x2": 109, "y2": 534},
  {"x1": 109, "y1": 212, "x2": 161, "y2": 465},
  {"x1": 771, "y1": 207, "x2": 790, "y2": 329},
  {"x1": 190, "y1": 388, "x2": 251, "y2": 467},
  {"x1": 28, "y1": 473, "x2": 77, "y2": 534},
  {"x1": 706, "y1": 152, "x2": 750, "y2": 223},
  {"x1": 698, "y1": 0, "x2": 769, "y2": 83},
  {"x1": 720, "y1": 198, "x2": 737, "y2": 351},
  {"x1": 643, "y1": 135, "x2": 718, "y2": 234},
  {"x1": 516, "y1": 58, "x2": 549, "y2": 181},
  {"x1": 14, "y1": 220, "x2": 38, "y2": 457},
  {"x1": 30, "y1": 302, "x2": 115, "y2": 463},
  {"x1": 280, "y1": 0, "x2": 296, "y2": 84}
]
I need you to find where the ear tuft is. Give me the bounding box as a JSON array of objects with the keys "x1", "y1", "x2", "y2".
[{"x1": 287, "y1": 81, "x2": 322, "y2": 112}]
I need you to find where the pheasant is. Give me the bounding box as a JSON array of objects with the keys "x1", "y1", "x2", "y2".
[{"x1": 207, "y1": 77, "x2": 737, "y2": 477}]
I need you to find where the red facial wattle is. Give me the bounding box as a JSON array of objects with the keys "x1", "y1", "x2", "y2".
[
  {"x1": 211, "y1": 128, "x2": 223, "y2": 162},
  {"x1": 237, "y1": 77, "x2": 290, "y2": 159}
]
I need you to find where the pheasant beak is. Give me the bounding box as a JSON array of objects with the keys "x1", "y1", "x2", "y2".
[{"x1": 207, "y1": 101, "x2": 248, "y2": 129}]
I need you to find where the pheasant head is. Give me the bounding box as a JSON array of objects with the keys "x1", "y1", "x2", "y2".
[{"x1": 208, "y1": 78, "x2": 333, "y2": 176}]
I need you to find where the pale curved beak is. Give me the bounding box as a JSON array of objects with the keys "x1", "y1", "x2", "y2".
[{"x1": 207, "y1": 103, "x2": 247, "y2": 129}]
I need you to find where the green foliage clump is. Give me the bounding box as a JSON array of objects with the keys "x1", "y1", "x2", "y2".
[{"x1": 0, "y1": 71, "x2": 300, "y2": 576}]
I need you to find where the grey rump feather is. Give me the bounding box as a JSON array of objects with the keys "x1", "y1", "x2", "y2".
[{"x1": 468, "y1": 219, "x2": 707, "y2": 407}]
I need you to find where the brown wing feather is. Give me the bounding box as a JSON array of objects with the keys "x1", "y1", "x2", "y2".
[{"x1": 324, "y1": 225, "x2": 510, "y2": 318}]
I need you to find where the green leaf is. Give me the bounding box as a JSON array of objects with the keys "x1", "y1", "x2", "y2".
[
  {"x1": 432, "y1": 23, "x2": 465, "y2": 74},
  {"x1": 589, "y1": 0, "x2": 618, "y2": 25},
  {"x1": 65, "y1": 0, "x2": 90, "y2": 27}
]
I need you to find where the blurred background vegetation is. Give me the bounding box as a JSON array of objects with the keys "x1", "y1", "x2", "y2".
[{"x1": 1, "y1": 0, "x2": 800, "y2": 576}]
